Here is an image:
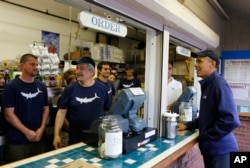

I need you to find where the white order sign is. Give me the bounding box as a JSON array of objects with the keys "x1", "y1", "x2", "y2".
[{"x1": 78, "y1": 11, "x2": 127, "y2": 37}]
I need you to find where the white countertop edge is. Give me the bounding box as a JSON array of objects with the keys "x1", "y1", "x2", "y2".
[
  {"x1": 1, "y1": 143, "x2": 86, "y2": 168},
  {"x1": 138, "y1": 131, "x2": 199, "y2": 168}
]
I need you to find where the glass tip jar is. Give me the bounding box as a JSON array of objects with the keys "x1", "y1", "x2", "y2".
[{"x1": 98, "y1": 115, "x2": 123, "y2": 159}]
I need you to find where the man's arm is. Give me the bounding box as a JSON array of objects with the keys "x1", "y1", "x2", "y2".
[
  {"x1": 4, "y1": 107, "x2": 37, "y2": 142},
  {"x1": 53, "y1": 109, "x2": 67, "y2": 149},
  {"x1": 35, "y1": 106, "x2": 49, "y2": 141}
]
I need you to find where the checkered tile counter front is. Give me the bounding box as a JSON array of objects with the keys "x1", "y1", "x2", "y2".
[{"x1": 2, "y1": 131, "x2": 198, "y2": 168}]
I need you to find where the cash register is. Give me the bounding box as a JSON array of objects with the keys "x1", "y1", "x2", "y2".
[{"x1": 82, "y1": 87, "x2": 157, "y2": 154}]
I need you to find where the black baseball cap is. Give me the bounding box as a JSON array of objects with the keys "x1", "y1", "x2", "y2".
[
  {"x1": 71, "y1": 57, "x2": 95, "y2": 68},
  {"x1": 125, "y1": 64, "x2": 134, "y2": 69},
  {"x1": 191, "y1": 50, "x2": 220, "y2": 66}
]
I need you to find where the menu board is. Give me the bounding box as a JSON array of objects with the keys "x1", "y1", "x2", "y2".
[
  {"x1": 224, "y1": 59, "x2": 250, "y2": 83},
  {"x1": 224, "y1": 59, "x2": 250, "y2": 106},
  {"x1": 229, "y1": 84, "x2": 250, "y2": 101}
]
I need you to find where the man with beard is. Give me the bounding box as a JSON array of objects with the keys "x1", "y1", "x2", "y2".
[{"x1": 2, "y1": 53, "x2": 49, "y2": 162}]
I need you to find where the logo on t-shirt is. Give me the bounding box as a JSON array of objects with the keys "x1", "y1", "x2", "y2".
[
  {"x1": 21, "y1": 88, "x2": 42, "y2": 99},
  {"x1": 123, "y1": 82, "x2": 134, "y2": 88},
  {"x1": 75, "y1": 93, "x2": 100, "y2": 104},
  {"x1": 108, "y1": 88, "x2": 112, "y2": 94}
]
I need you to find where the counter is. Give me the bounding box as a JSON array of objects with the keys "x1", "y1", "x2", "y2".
[{"x1": 1, "y1": 130, "x2": 198, "y2": 168}]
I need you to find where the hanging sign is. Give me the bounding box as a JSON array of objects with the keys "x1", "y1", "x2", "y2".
[
  {"x1": 78, "y1": 11, "x2": 127, "y2": 37},
  {"x1": 176, "y1": 46, "x2": 191, "y2": 57}
]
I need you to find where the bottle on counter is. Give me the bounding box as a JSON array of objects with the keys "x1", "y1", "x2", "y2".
[
  {"x1": 179, "y1": 101, "x2": 192, "y2": 123},
  {"x1": 98, "y1": 115, "x2": 122, "y2": 159}
]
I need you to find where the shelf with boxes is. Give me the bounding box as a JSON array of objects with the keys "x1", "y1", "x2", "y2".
[{"x1": 64, "y1": 40, "x2": 125, "y2": 64}]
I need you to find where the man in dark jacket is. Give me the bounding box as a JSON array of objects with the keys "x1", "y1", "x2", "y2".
[{"x1": 178, "y1": 50, "x2": 240, "y2": 168}]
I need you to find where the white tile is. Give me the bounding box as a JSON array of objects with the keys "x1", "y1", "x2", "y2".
[
  {"x1": 149, "y1": 147, "x2": 158, "y2": 151},
  {"x1": 124, "y1": 159, "x2": 136, "y2": 164},
  {"x1": 84, "y1": 147, "x2": 95, "y2": 151},
  {"x1": 45, "y1": 164, "x2": 58, "y2": 168},
  {"x1": 137, "y1": 147, "x2": 147, "y2": 152},
  {"x1": 62, "y1": 158, "x2": 74, "y2": 163},
  {"x1": 145, "y1": 144, "x2": 155, "y2": 147},
  {"x1": 163, "y1": 140, "x2": 172, "y2": 143},
  {"x1": 89, "y1": 157, "x2": 101, "y2": 163},
  {"x1": 48, "y1": 158, "x2": 60, "y2": 164}
]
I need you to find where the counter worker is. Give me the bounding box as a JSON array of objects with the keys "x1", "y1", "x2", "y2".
[
  {"x1": 96, "y1": 62, "x2": 116, "y2": 103},
  {"x1": 108, "y1": 73, "x2": 117, "y2": 86},
  {"x1": 178, "y1": 50, "x2": 240, "y2": 168},
  {"x1": 2, "y1": 53, "x2": 49, "y2": 163},
  {"x1": 117, "y1": 64, "x2": 141, "y2": 94},
  {"x1": 110, "y1": 67, "x2": 120, "y2": 91},
  {"x1": 53, "y1": 57, "x2": 111, "y2": 149},
  {"x1": 167, "y1": 61, "x2": 182, "y2": 111}
]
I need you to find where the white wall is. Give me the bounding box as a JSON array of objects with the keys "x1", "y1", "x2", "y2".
[
  {"x1": 183, "y1": 0, "x2": 223, "y2": 37},
  {"x1": 0, "y1": 1, "x2": 96, "y2": 60},
  {"x1": 181, "y1": 0, "x2": 223, "y2": 52}
]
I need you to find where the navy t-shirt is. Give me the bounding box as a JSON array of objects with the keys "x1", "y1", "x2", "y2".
[
  {"x1": 59, "y1": 81, "x2": 111, "y2": 144},
  {"x1": 95, "y1": 78, "x2": 115, "y2": 100},
  {"x1": 117, "y1": 77, "x2": 141, "y2": 90},
  {"x1": 2, "y1": 78, "x2": 49, "y2": 144}
]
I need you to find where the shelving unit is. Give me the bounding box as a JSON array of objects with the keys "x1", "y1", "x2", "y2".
[{"x1": 94, "y1": 33, "x2": 146, "y2": 82}]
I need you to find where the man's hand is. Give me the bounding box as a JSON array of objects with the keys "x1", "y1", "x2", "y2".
[
  {"x1": 34, "y1": 127, "x2": 44, "y2": 142},
  {"x1": 177, "y1": 123, "x2": 187, "y2": 131},
  {"x1": 25, "y1": 129, "x2": 37, "y2": 142},
  {"x1": 53, "y1": 134, "x2": 62, "y2": 149}
]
